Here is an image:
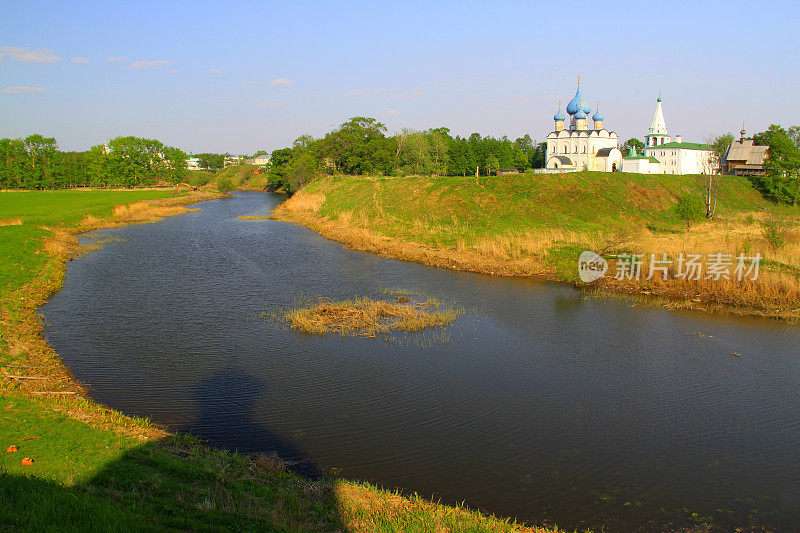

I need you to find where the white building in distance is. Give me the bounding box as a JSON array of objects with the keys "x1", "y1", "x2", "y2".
[
  {"x1": 626, "y1": 97, "x2": 715, "y2": 175},
  {"x1": 545, "y1": 79, "x2": 622, "y2": 172}
]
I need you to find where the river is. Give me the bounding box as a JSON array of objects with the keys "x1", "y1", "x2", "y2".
[{"x1": 41, "y1": 191, "x2": 800, "y2": 531}]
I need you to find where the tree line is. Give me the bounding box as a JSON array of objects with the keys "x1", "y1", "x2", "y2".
[
  {"x1": 3, "y1": 120, "x2": 798, "y2": 207},
  {"x1": 0, "y1": 135, "x2": 191, "y2": 188},
  {"x1": 265, "y1": 117, "x2": 547, "y2": 193}
]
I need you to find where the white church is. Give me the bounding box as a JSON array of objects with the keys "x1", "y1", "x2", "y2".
[
  {"x1": 545, "y1": 80, "x2": 622, "y2": 172},
  {"x1": 623, "y1": 97, "x2": 716, "y2": 175}
]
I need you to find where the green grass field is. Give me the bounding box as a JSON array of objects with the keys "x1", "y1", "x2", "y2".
[
  {"x1": 0, "y1": 190, "x2": 179, "y2": 300},
  {"x1": 307, "y1": 172, "x2": 787, "y2": 246},
  {"x1": 0, "y1": 189, "x2": 547, "y2": 532},
  {"x1": 278, "y1": 171, "x2": 800, "y2": 320}
]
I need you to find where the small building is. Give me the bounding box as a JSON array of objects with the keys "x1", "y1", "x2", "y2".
[
  {"x1": 640, "y1": 97, "x2": 715, "y2": 174},
  {"x1": 249, "y1": 154, "x2": 271, "y2": 166},
  {"x1": 722, "y1": 129, "x2": 768, "y2": 176},
  {"x1": 622, "y1": 146, "x2": 661, "y2": 173},
  {"x1": 186, "y1": 157, "x2": 202, "y2": 170}
]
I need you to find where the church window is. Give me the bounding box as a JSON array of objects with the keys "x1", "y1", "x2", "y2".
[{"x1": 573, "y1": 146, "x2": 577, "y2": 153}]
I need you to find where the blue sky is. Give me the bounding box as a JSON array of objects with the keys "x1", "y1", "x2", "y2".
[{"x1": 1, "y1": 0, "x2": 798, "y2": 154}]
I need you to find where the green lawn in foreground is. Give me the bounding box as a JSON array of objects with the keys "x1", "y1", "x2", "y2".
[{"x1": 0, "y1": 394, "x2": 345, "y2": 531}]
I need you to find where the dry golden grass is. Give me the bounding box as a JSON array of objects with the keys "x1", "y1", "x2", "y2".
[
  {"x1": 279, "y1": 191, "x2": 325, "y2": 213},
  {"x1": 286, "y1": 297, "x2": 457, "y2": 336},
  {"x1": 0, "y1": 216, "x2": 22, "y2": 226},
  {"x1": 335, "y1": 483, "x2": 548, "y2": 533},
  {"x1": 236, "y1": 215, "x2": 271, "y2": 220},
  {"x1": 276, "y1": 187, "x2": 800, "y2": 321}
]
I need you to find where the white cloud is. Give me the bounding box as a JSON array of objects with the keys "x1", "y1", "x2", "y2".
[
  {"x1": 208, "y1": 68, "x2": 221, "y2": 74},
  {"x1": 130, "y1": 59, "x2": 171, "y2": 69},
  {"x1": 382, "y1": 109, "x2": 401, "y2": 116},
  {"x1": 0, "y1": 46, "x2": 60, "y2": 63},
  {"x1": 257, "y1": 102, "x2": 284, "y2": 108},
  {"x1": 268, "y1": 78, "x2": 292, "y2": 86},
  {"x1": 345, "y1": 88, "x2": 389, "y2": 96},
  {"x1": 71, "y1": 57, "x2": 90, "y2": 64},
  {"x1": 3, "y1": 86, "x2": 46, "y2": 94},
  {"x1": 106, "y1": 56, "x2": 127, "y2": 62},
  {"x1": 394, "y1": 91, "x2": 425, "y2": 99}
]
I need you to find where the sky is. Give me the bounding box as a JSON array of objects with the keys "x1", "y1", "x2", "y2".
[{"x1": 1, "y1": 0, "x2": 799, "y2": 154}]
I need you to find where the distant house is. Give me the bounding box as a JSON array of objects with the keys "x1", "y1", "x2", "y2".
[
  {"x1": 497, "y1": 169, "x2": 521, "y2": 176},
  {"x1": 186, "y1": 157, "x2": 202, "y2": 170},
  {"x1": 224, "y1": 155, "x2": 243, "y2": 168},
  {"x1": 249, "y1": 154, "x2": 271, "y2": 166},
  {"x1": 722, "y1": 129, "x2": 768, "y2": 176}
]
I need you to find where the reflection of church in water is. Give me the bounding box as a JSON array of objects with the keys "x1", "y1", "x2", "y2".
[{"x1": 545, "y1": 79, "x2": 622, "y2": 172}]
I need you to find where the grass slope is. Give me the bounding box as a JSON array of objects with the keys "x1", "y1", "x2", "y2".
[
  {"x1": 0, "y1": 189, "x2": 549, "y2": 532},
  {"x1": 201, "y1": 164, "x2": 271, "y2": 191},
  {"x1": 275, "y1": 172, "x2": 800, "y2": 320}
]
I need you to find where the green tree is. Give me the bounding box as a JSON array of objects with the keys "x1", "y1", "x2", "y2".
[
  {"x1": 320, "y1": 117, "x2": 393, "y2": 175},
  {"x1": 0, "y1": 138, "x2": 27, "y2": 188},
  {"x1": 674, "y1": 194, "x2": 705, "y2": 229},
  {"x1": 288, "y1": 153, "x2": 318, "y2": 193},
  {"x1": 760, "y1": 125, "x2": 800, "y2": 205},
  {"x1": 266, "y1": 148, "x2": 293, "y2": 190},
  {"x1": 23, "y1": 134, "x2": 58, "y2": 188},
  {"x1": 163, "y1": 146, "x2": 188, "y2": 184},
  {"x1": 620, "y1": 138, "x2": 645, "y2": 156}
]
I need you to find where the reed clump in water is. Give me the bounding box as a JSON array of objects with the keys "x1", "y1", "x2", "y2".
[{"x1": 286, "y1": 297, "x2": 457, "y2": 336}]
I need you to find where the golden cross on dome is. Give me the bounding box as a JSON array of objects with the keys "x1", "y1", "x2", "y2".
[{"x1": 577, "y1": 75, "x2": 581, "y2": 86}]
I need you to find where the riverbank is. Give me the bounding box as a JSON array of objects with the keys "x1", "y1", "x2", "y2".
[
  {"x1": 272, "y1": 173, "x2": 800, "y2": 322},
  {"x1": 0, "y1": 189, "x2": 550, "y2": 531}
]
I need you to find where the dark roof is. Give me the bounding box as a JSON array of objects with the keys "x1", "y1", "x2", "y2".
[
  {"x1": 596, "y1": 147, "x2": 617, "y2": 157},
  {"x1": 552, "y1": 156, "x2": 573, "y2": 165},
  {"x1": 723, "y1": 140, "x2": 768, "y2": 165}
]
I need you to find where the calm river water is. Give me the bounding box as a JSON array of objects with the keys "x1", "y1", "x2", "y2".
[{"x1": 42, "y1": 192, "x2": 800, "y2": 531}]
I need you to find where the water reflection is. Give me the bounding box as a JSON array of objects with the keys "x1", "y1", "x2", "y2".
[{"x1": 42, "y1": 192, "x2": 800, "y2": 531}]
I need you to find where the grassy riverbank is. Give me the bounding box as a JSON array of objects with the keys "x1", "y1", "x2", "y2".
[
  {"x1": 273, "y1": 172, "x2": 800, "y2": 321},
  {"x1": 0, "y1": 189, "x2": 551, "y2": 532}
]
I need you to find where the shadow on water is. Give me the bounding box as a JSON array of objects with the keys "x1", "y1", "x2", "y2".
[{"x1": 187, "y1": 367, "x2": 324, "y2": 479}]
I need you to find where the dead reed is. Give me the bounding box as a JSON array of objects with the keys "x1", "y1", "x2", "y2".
[
  {"x1": 0, "y1": 216, "x2": 22, "y2": 226},
  {"x1": 286, "y1": 297, "x2": 457, "y2": 336}
]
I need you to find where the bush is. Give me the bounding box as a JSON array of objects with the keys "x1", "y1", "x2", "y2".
[
  {"x1": 673, "y1": 194, "x2": 704, "y2": 229},
  {"x1": 216, "y1": 176, "x2": 235, "y2": 193},
  {"x1": 763, "y1": 221, "x2": 787, "y2": 251}
]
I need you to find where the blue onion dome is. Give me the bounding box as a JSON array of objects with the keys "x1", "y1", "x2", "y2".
[
  {"x1": 582, "y1": 100, "x2": 592, "y2": 115},
  {"x1": 554, "y1": 106, "x2": 566, "y2": 121},
  {"x1": 574, "y1": 108, "x2": 587, "y2": 120},
  {"x1": 592, "y1": 107, "x2": 604, "y2": 122},
  {"x1": 566, "y1": 87, "x2": 582, "y2": 115}
]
